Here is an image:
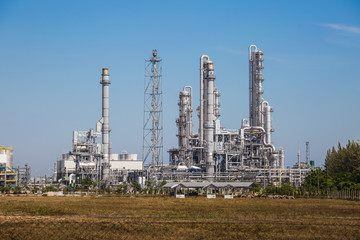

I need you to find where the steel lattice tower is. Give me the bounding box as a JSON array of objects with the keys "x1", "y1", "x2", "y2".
[{"x1": 142, "y1": 50, "x2": 163, "y2": 169}]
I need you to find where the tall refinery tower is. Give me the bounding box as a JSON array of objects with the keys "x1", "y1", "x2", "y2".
[
  {"x1": 101, "y1": 68, "x2": 111, "y2": 185},
  {"x1": 143, "y1": 50, "x2": 163, "y2": 170}
]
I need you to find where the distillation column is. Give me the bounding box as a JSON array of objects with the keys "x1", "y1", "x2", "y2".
[
  {"x1": 177, "y1": 86, "x2": 193, "y2": 165},
  {"x1": 249, "y1": 45, "x2": 264, "y2": 127},
  {"x1": 101, "y1": 68, "x2": 110, "y2": 184},
  {"x1": 263, "y1": 101, "x2": 273, "y2": 145},
  {"x1": 203, "y1": 59, "x2": 216, "y2": 180},
  {"x1": 199, "y1": 55, "x2": 210, "y2": 149}
]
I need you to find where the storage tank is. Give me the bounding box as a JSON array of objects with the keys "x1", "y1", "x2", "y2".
[
  {"x1": 125, "y1": 154, "x2": 138, "y2": 160},
  {"x1": 110, "y1": 154, "x2": 119, "y2": 161},
  {"x1": 0, "y1": 147, "x2": 13, "y2": 168}
]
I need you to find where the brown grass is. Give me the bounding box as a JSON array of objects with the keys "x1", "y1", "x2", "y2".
[{"x1": 0, "y1": 196, "x2": 359, "y2": 239}]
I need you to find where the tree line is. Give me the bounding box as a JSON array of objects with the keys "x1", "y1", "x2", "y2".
[
  {"x1": 265, "y1": 140, "x2": 360, "y2": 196},
  {"x1": 304, "y1": 140, "x2": 360, "y2": 191}
]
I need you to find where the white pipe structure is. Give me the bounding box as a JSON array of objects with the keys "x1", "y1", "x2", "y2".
[
  {"x1": 203, "y1": 59, "x2": 216, "y2": 180},
  {"x1": 263, "y1": 101, "x2": 272, "y2": 145},
  {"x1": 241, "y1": 126, "x2": 275, "y2": 152},
  {"x1": 101, "y1": 68, "x2": 110, "y2": 185},
  {"x1": 279, "y1": 148, "x2": 285, "y2": 169}
]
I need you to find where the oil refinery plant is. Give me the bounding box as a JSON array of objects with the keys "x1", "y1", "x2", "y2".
[
  {"x1": 166, "y1": 45, "x2": 312, "y2": 186},
  {"x1": 52, "y1": 45, "x2": 312, "y2": 187}
]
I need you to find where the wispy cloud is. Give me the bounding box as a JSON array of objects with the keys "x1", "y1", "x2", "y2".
[{"x1": 321, "y1": 23, "x2": 360, "y2": 34}]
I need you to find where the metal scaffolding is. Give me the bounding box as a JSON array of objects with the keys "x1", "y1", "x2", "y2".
[{"x1": 142, "y1": 50, "x2": 163, "y2": 169}]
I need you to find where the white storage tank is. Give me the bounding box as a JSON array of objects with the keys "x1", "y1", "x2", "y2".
[
  {"x1": 110, "y1": 154, "x2": 119, "y2": 161},
  {"x1": 125, "y1": 154, "x2": 138, "y2": 160},
  {"x1": 0, "y1": 147, "x2": 13, "y2": 168}
]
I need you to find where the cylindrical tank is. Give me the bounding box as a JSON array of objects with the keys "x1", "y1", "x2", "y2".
[
  {"x1": 263, "y1": 102, "x2": 272, "y2": 145},
  {"x1": 279, "y1": 148, "x2": 285, "y2": 169},
  {"x1": 110, "y1": 154, "x2": 119, "y2": 161},
  {"x1": 0, "y1": 147, "x2": 13, "y2": 168},
  {"x1": 120, "y1": 154, "x2": 126, "y2": 160},
  {"x1": 125, "y1": 154, "x2": 137, "y2": 160}
]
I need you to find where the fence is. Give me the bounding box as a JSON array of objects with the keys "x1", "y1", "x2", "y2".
[
  {"x1": 327, "y1": 190, "x2": 360, "y2": 200},
  {"x1": 0, "y1": 214, "x2": 359, "y2": 240}
]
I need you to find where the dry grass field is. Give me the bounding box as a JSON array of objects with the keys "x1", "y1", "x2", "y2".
[{"x1": 0, "y1": 195, "x2": 359, "y2": 239}]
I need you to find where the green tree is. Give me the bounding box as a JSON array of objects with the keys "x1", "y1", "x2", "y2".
[
  {"x1": 80, "y1": 178, "x2": 93, "y2": 190},
  {"x1": 325, "y1": 140, "x2": 360, "y2": 190}
]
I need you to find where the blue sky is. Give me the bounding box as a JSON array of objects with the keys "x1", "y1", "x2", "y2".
[{"x1": 0, "y1": 0, "x2": 359, "y2": 176}]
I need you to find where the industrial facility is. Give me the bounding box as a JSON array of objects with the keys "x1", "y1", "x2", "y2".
[
  {"x1": 0, "y1": 146, "x2": 30, "y2": 187},
  {"x1": 54, "y1": 68, "x2": 143, "y2": 186},
  {"x1": 165, "y1": 45, "x2": 312, "y2": 186},
  {"x1": 52, "y1": 46, "x2": 313, "y2": 187}
]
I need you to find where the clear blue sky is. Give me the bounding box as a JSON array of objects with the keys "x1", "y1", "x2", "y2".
[{"x1": 0, "y1": 0, "x2": 359, "y2": 176}]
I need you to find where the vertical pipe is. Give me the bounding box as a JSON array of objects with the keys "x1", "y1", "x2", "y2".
[
  {"x1": 214, "y1": 88, "x2": 220, "y2": 118},
  {"x1": 199, "y1": 55, "x2": 209, "y2": 148},
  {"x1": 263, "y1": 101, "x2": 272, "y2": 145},
  {"x1": 184, "y1": 86, "x2": 193, "y2": 142},
  {"x1": 204, "y1": 61, "x2": 215, "y2": 180},
  {"x1": 279, "y1": 148, "x2": 285, "y2": 169},
  {"x1": 101, "y1": 68, "x2": 110, "y2": 184},
  {"x1": 199, "y1": 55, "x2": 209, "y2": 167},
  {"x1": 249, "y1": 45, "x2": 256, "y2": 126},
  {"x1": 297, "y1": 144, "x2": 301, "y2": 169}
]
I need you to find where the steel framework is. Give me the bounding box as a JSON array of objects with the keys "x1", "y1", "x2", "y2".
[{"x1": 142, "y1": 50, "x2": 163, "y2": 169}]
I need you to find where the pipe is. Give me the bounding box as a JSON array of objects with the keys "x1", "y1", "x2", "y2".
[
  {"x1": 184, "y1": 86, "x2": 193, "y2": 146},
  {"x1": 249, "y1": 46, "x2": 255, "y2": 125},
  {"x1": 263, "y1": 101, "x2": 272, "y2": 145},
  {"x1": 242, "y1": 125, "x2": 275, "y2": 151},
  {"x1": 214, "y1": 88, "x2": 220, "y2": 118},
  {"x1": 279, "y1": 148, "x2": 285, "y2": 169},
  {"x1": 199, "y1": 55, "x2": 209, "y2": 148},
  {"x1": 101, "y1": 68, "x2": 110, "y2": 185},
  {"x1": 249, "y1": 45, "x2": 257, "y2": 61}
]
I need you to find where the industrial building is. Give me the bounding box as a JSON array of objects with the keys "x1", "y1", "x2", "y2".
[
  {"x1": 0, "y1": 146, "x2": 31, "y2": 187},
  {"x1": 54, "y1": 68, "x2": 143, "y2": 185},
  {"x1": 53, "y1": 47, "x2": 312, "y2": 188},
  {"x1": 165, "y1": 45, "x2": 312, "y2": 186}
]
